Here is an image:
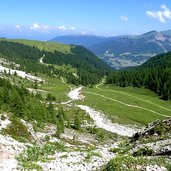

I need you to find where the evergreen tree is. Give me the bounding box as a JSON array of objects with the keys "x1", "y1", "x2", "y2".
[{"x1": 74, "y1": 115, "x2": 81, "y2": 130}]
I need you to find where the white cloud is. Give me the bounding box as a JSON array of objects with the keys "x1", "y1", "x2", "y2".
[
  {"x1": 42, "y1": 25, "x2": 49, "y2": 29},
  {"x1": 146, "y1": 4, "x2": 171, "y2": 23},
  {"x1": 120, "y1": 16, "x2": 128, "y2": 22},
  {"x1": 30, "y1": 23, "x2": 41, "y2": 30},
  {"x1": 42, "y1": 25, "x2": 50, "y2": 33},
  {"x1": 69, "y1": 26, "x2": 76, "y2": 30},
  {"x1": 24, "y1": 23, "x2": 76, "y2": 33},
  {"x1": 15, "y1": 25, "x2": 21, "y2": 29},
  {"x1": 30, "y1": 23, "x2": 50, "y2": 33},
  {"x1": 57, "y1": 25, "x2": 66, "y2": 31},
  {"x1": 162, "y1": 4, "x2": 171, "y2": 19}
]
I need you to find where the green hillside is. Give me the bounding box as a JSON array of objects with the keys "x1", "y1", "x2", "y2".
[
  {"x1": 141, "y1": 51, "x2": 171, "y2": 68},
  {"x1": 106, "y1": 51, "x2": 171, "y2": 100},
  {"x1": 0, "y1": 38, "x2": 170, "y2": 171},
  {"x1": 0, "y1": 39, "x2": 111, "y2": 86},
  {"x1": 5, "y1": 39, "x2": 72, "y2": 53}
]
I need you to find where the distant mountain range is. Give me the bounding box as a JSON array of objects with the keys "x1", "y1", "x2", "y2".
[
  {"x1": 50, "y1": 35, "x2": 110, "y2": 48},
  {"x1": 50, "y1": 30, "x2": 171, "y2": 69}
]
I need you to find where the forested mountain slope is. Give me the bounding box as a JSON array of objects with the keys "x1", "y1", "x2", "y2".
[
  {"x1": 0, "y1": 39, "x2": 111, "y2": 86},
  {"x1": 106, "y1": 51, "x2": 171, "y2": 100},
  {"x1": 0, "y1": 38, "x2": 170, "y2": 171},
  {"x1": 51, "y1": 30, "x2": 171, "y2": 69}
]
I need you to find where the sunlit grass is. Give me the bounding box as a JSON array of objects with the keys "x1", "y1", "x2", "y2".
[
  {"x1": 8, "y1": 39, "x2": 72, "y2": 53},
  {"x1": 76, "y1": 84, "x2": 171, "y2": 125}
]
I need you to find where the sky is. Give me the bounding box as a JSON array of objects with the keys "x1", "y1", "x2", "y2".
[{"x1": 0, "y1": 0, "x2": 171, "y2": 40}]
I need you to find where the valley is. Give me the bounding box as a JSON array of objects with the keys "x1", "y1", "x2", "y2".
[
  {"x1": 1, "y1": 73, "x2": 170, "y2": 170},
  {"x1": 0, "y1": 39, "x2": 170, "y2": 171},
  {"x1": 1, "y1": 1, "x2": 171, "y2": 170},
  {"x1": 51, "y1": 30, "x2": 171, "y2": 69}
]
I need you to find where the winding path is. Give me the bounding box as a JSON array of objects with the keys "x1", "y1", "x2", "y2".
[
  {"x1": 86, "y1": 91, "x2": 170, "y2": 118},
  {"x1": 96, "y1": 83, "x2": 171, "y2": 114},
  {"x1": 66, "y1": 86, "x2": 140, "y2": 137}
]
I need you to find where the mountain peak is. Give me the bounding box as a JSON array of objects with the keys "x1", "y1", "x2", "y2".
[{"x1": 140, "y1": 30, "x2": 158, "y2": 37}]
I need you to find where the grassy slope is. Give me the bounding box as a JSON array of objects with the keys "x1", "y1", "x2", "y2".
[
  {"x1": 77, "y1": 84, "x2": 171, "y2": 126},
  {"x1": 7, "y1": 39, "x2": 72, "y2": 53},
  {"x1": 39, "y1": 75, "x2": 71, "y2": 102},
  {"x1": 11, "y1": 71, "x2": 171, "y2": 126},
  {"x1": 0, "y1": 38, "x2": 170, "y2": 126}
]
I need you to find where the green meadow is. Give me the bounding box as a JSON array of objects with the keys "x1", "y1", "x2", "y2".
[
  {"x1": 39, "y1": 75, "x2": 71, "y2": 102},
  {"x1": 8, "y1": 39, "x2": 72, "y2": 53},
  {"x1": 77, "y1": 84, "x2": 171, "y2": 126}
]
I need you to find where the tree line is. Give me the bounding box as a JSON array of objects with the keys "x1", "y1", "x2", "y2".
[
  {"x1": 0, "y1": 41, "x2": 111, "y2": 86},
  {"x1": 0, "y1": 77, "x2": 82, "y2": 136},
  {"x1": 106, "y1": 52, "x2": 171, "y2": 100},
  {"x1": 0, "y1": 78, "x2": 57, "y2": 124}
]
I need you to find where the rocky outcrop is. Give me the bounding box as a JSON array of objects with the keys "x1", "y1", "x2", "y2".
[
  {"x1": 131, "y1": 118, "x2": 171, "y2": 157},
  {"x1": 132, "y1": 118, "x2": 171, "y2": 142}
]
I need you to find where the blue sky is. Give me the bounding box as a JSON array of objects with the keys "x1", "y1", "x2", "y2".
[{"x1": 0, "y1": 0, "x2": 171, "y2": 40}]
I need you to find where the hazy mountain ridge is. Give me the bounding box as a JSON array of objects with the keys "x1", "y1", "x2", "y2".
[
  {"x1": 50, "y1": 30, "x2": 171, "y2": 69},
  {"x1": 50, "y1": 35, "x2": 113, "y2": 48}
]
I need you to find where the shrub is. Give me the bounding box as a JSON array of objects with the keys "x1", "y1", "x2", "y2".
[
  {"x1": 1, "y1": 114, "x2": 6, "y2": 121},
  {"x1": 133, "y1": 146, "x2": 154, "y2": 157},
  {"x1": 3, "y1": 117, "x2": 30, "y2": 142}
]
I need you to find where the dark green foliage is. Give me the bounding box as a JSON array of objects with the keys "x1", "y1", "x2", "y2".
[
  {"x1": 0, "y1": 78, "x2": 57, "y2": 124},
  {"x1": 133, "y1": 147, "x2": 154, "y2": 157},
  {"x1": 1, "y1": 114, "x2": 6, "y2": 121},
  {"x1": 3, "y1": 117, "x2": 30, "y2": 142},
  {"x1": 0, "y1": 40, "x2": 111, "y2": 86},
  {"x1": 87, "y1": 126, "x2": 97, "y2": 134},
  {"x1": 106, "y1": 52, "x2": 171, "y2": 100},
  {"x1": 0, "y1": 40, "x2": 50, "y2": 75},
  {"x1": 56, "y1": 108, "x2": 65, "y2": 137},
  {"x1": 103, "y1": 155, "x2": 169, "y2": 171},
  {"x1": 109, "y1": 148, "x2": 120, "y2": 153},
  {"x1": 46, "y1": 93, "x2": 56, "y2": 101},
  {"x1": 17, "y1": 142, "x2": 65, "y2": 170},
  {"x1": 43, "y1": 46, "x2": 111, "y2": 85},
  {"x1": 73, "y1": 115, "x2": 81, "y2": 130}
]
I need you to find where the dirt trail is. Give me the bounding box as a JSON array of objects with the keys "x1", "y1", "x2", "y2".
[
  {"x1": 96, "y1": 82, "x2": 171, "y2": 114},
  {"x1": 67, "y1": 86, "x2": 140, "y2": 137},
  {"x1": 87, "y1": 91, "x2": 170, "y2": 118}
]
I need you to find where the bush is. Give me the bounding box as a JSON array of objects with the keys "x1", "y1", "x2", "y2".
[
  {"x1": 1, "y1": 114, "x2": 6, "y2": 121},
  {"x1": 17, "y1": 142, "x2": 65, "y2": 170},
  {"x1": 3, "y1": 117, "x2": 30, "y2": 142},
  {"x1": 46, "y1": 93, "x2": 56, "y2": 101},
  {"x1": 133, "y1": 146, "x2": 154, "y2": 157},
  {"x1": 73, "y1": 115, "x2": 81, "y2": 130},
  {"x1": 103, "y1": 155, "x2": 169, "y2": 171}
]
